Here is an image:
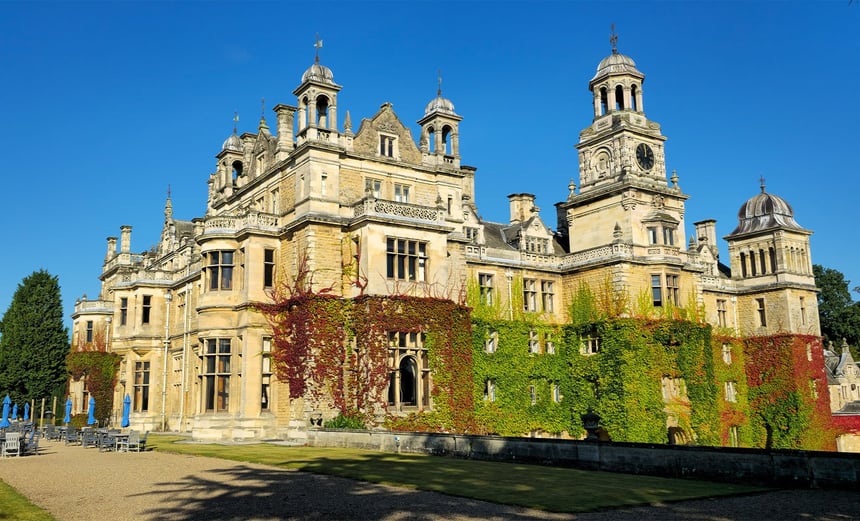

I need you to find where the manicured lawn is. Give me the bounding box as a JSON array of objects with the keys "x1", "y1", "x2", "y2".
[
  {"x1": 0, "y1": 479, "x2": 56, "y2": 521},
  {"x1": 148, "y1": 434, "x2": 767, "y2": 513}
]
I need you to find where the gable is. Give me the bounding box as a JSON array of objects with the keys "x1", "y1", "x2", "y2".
[{"x1": 353, "y1": 103, "x2": 422, "y2": 164}]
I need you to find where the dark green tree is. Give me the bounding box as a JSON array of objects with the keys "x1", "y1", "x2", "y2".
[
  {"x1": 813, "y1": 264, "x2": 860, "y2": 358},
  {"x1": 0, "y1": 270, "x2": 70, "y2": 404}
]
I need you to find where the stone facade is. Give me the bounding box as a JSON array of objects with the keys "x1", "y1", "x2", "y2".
[{"x1": 71, "y1": 44, "x2": 829, "y2": 443}]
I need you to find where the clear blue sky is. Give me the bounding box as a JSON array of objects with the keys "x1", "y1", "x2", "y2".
[{"x1": 1, "y1": 1, "x2": 858, "y2": 331}]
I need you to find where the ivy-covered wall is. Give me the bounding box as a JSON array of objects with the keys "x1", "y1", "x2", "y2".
[{"x1": 260, "y1": 282, "x2": 838, "y2": 449}]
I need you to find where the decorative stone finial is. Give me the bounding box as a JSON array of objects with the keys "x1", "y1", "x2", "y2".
[
  {"x1": 568, "y1": 178, "x2": 577, "y2": 200},
  {"x1": 760, "y1": 176, "x2": 767, "y2": 193},
  {"x1": 670, "y1": 169, "x2": 679, "y2": 188},
  {"x1": 344, "y1": 110, "x2": 352, "y2": 132}
]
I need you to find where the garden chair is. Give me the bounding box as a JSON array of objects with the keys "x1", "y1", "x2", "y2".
[
  {"x1": 119, "y1": 430, "x2": 141, "y2": 452},
  {"x1": 23, "y1": 431, "x2": 39, "y2": 456},
  {"x1": 81, "y1": 428, "x2": 99, "y2": 448},
  {"x1": 2, "y1": 432, "x2": 21, "y2": 458},
  {"x1": 44, "y1": 424, "x2": 58, "y2": 441},
  {"x1": 64, "y1": 427, "x2": 79, "y2": 445},
  {"x1": 138, "y1": 431, "x2": 149, "y2": 451},
  {"x1": 98, "y1": 430, "x2": 119, "y2": 452}
]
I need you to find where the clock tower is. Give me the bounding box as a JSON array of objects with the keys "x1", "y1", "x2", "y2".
[{"x1": 557, "y1": 32, "x2": 689, "y2": 258}]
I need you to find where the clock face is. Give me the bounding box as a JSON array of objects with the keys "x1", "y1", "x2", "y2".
[{"x1": 636, "y1": 143, "x2": 655, "y2": 170}]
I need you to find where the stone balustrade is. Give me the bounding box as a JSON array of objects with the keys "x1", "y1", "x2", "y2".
[
  {"x1": 353, "y1": 198, "x2": 443, "y2": 222},
  {"x1": 203, "y1": 212, "x2": 279, "y2": 233}
]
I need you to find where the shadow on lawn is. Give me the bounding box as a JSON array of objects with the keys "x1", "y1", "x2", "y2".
[{"x1": 130, "y1": 460, "x2": 575, "y2": 521}]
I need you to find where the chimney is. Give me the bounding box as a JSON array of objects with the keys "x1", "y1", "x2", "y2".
[
  {"x1": 508, "y1": 193, "x2": 537, "y2": 225},
  {"x1": 274, "y1": 104, "x2": 297, "y2": 158},
  {"x1": 106, "y1": 236, "x2": 117, "y2": 261},
  {"x1": 120, "y1": 225, "x2": 132, "y2": 253},
  {"x1": 694, "y1": 219, "x2": 718, "y2": 257}
]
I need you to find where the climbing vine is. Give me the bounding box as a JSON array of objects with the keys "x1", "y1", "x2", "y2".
[{"x1": 67, "y1": 333, "x2": 121, "y2": 424}]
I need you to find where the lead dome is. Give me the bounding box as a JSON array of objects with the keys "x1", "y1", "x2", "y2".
[
  {"x1": 302, "y1": 62, "x2": 335, "y2": 85},
  {"x1": 728, "y1": 186, "x2": 807, "y2": 236},
  {"x1": 424, "y1": 95, "x2": 457, "y2": 116},
  {"x1": 591, "y1": 51, "x2": 644, "y2": 82}
]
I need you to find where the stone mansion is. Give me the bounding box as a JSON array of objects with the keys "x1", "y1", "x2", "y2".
[{"x1": 70, "y1": 42, "x2": 824, "y2": 443}]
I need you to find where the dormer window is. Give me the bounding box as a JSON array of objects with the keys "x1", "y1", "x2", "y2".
[{"x1": 379, "y1": 134, "x2": 396, "y2": 157}]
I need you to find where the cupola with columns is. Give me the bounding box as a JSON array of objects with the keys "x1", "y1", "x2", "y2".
[
  {"x1": 418, "y1": 73, "x2": 462, "y2": 169},
  {"x1": 557, "y1": 28, "x2": 688, "y2": 257},
  {"x1": 292, "y1": 37, "x2": 342, "y2": 146}
]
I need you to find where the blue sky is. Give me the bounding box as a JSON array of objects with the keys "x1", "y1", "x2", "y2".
[{"x1": 1, "y1": 1, "x2": 858, "y2": 331}]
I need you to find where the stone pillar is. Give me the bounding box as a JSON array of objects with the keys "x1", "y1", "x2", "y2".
[
  {"x1": 608, "y1": 87, "x2": 616, "y2": 113},
  {"x1": 636, "y1": 87, "x2": 644, "y2": 113},
  {"x1": 329, "y1": 104, "x2": 337, "y2": 132},
  {"x1": 593, "y1": 91, "x2": 601, "y2": 117}
]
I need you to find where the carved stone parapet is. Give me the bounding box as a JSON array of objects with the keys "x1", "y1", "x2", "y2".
[{"x1": 352, "y1": 198, "x2": 442, "y2": 222}]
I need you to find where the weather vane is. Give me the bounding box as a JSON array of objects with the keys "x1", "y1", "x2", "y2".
[
  {"x1": 610, "y1": 23, "x2": 618, "y2": 54},
  {"x1": 260, "y1": 97, "x2": 265, "y2": 120},
  {"x1": 759, "y1": 176, "x2": 767, "y2": 193},
  {"x1": 314, "y1": 34, "x2": 323, "y2": 63},
  {"x1": 437, "y1": 69, "x2": 442, "y2": 96},
  {"x1": 233, "y1": 111, "x2": 239, "y2": 134}
]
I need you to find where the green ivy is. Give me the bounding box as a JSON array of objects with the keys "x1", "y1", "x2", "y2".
[{"x1": 66, "y1": 350, "x2": 121, "y2": 424}]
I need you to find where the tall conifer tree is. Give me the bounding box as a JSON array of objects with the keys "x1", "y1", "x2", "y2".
[{"x1": 0, "y1": 270, "x2": 70, "y2": 403}]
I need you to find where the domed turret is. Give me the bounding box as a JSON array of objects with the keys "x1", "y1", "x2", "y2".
[
  {"x1": 301, "y1": 62, "x2": 335, "y2": 85},
  {"x1": 424, "y1": 94, "x2": 457, "y2": 116},
  {"x1": 222, "y1": 133, "x2": 242, "y2": 153},
  {"x1": 728, "y1": 183, "x2": 807, "y2": 236},
  {"x1": 591, "y1": 51, "x2": 644, "y2": 82}
]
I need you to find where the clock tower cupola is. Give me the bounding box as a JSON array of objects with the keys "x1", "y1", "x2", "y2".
[{"x1": 557, "y1": 29, "x2": 688, "y2": 257}]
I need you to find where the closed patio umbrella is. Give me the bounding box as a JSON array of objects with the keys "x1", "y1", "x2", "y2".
[
  {"x1": 11, "y1": 403, "x2": 17, "y2": 421},
  {"x1": 0, "y1": 395, "x2": 10, "y2": 428},
  {"x1": 23, "y1": 402, "x2": 30, "y2": 421},
  {"x1": 64, "y1": 397, "x2": 72, "y2": 424},
  {"x1": 87, "y1": 396, "x2": 96, "y2": 425},
  {"x1": 121, "y1": 394, "x2": 131, "y2": 428}
]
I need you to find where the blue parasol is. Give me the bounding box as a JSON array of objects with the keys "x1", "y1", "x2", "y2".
[
  {"x1": 11, "y1": 403, "x2": 18, "y2": 421},
  {"x1": 87, "y1": 396, "x2": 96, "y2": 425},
  {"x1": 23, "y1": 402, "x2": 30, "y2": 421},
  {"x1": 121, "y1": 394, "x2": 131, "y2": 428},
  {"x1": 64, "y1": 397, "x2": 72, "y2": 424},
  {"x1": 0, "y1": 395, "x2": 10, "y2": 428}
]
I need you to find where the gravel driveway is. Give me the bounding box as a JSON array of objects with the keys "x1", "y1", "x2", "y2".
[{"x1": 1, "y1": 439, "x2": 858, "y2": 521}]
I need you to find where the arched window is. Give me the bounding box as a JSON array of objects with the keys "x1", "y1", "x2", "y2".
[
  {"x1": 769, "y1": 247, "x2": 777, "y2": 272},
  {"x1": 315, "y1": 95, "x2": 329, "y2": 128},
  {"x1": 399, "y1": 357, "x2": 417, "y2": 406},
  {"x1": 740, "y1": 252, "x2": 748, "y2": 278},
  {"x1": 615, "y1": 85, "x2": 625, "y2": 110},
  {"x1": 426, "y1": 126, "x2": 435, "y2": 153},
  {"x1": 231, "y1": 160, "x2": 243, "y2": 185},
  {"x1": 441, "y1": 125, "x2": 452, "y2": 155},
  {"x1": 599, "y1": 87, "x2": 608, "y2": 116},
  {"x1": 631, "y1": 84, "x2": 639, "y2": 111},
  {"x1": 759, "y1": 249, "x2": 767, "y2": 274}
]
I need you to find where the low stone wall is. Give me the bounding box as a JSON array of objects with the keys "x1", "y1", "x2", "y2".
[{"x1": 304, "y1": 429, "x2": 860, "y2": 489}]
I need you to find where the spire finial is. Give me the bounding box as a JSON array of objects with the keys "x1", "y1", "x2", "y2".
[
  {"x1": 167, "y1": 184, "x2": 171, "y2": 200},
  {"x1": 610, "y1": 23, "x2": 618, "y2": 54},
  {"x1": 233, "y1": 111, "x2": 239, "y2": 135},
  {"x1": 437, "y1": 69, "x2": 442, "y2": 96},
  {"x1": 760, "y1": 176, "x2": 766, "y2": 193},
  {"x1": 260, "y1": 97, "x2": 266, "y2": 120},
  {"x1": 314, "y1": 34, "x2": 323, "y2": 64}
]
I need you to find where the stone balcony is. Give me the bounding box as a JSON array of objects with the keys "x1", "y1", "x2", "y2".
[
  {"x1": 559, "y1": 243, "x2": 634, "y2": 271},
  {"x1": 202, "y1": 211, "x2": 280, "y2": 235},
  {"x1": 352, "y1": 197, "x2": 445, "y2": 224}
]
